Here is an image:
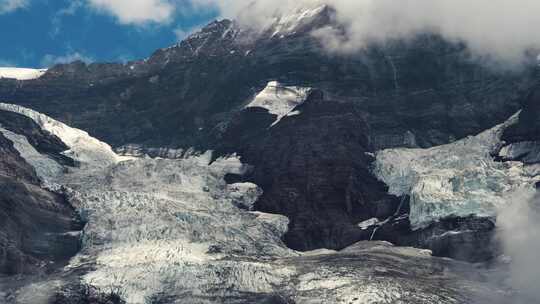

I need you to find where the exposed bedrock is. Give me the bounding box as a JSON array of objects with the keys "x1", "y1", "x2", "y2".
[
  {"x1": 219, "y1": 90, "x2": 401, "y2": 251},
  {"x1": 500, "y1": 84, "x2": 540, "y2": 164},
  {"x1": 0, "y1": 125, "x2": 83, "y2": 275}
]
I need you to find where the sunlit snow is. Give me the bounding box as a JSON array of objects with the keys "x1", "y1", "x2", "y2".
[{"x1": 0, "y1": 68, "x2": 47, "y2": 80}]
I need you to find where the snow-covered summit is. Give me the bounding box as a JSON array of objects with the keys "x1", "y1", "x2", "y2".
[
  {"x1": 270, "y1": 4, "x2": 328, "y2": 37},
  {"x1": 0, "y1": 67, "x2": 47, "y2": 80}
]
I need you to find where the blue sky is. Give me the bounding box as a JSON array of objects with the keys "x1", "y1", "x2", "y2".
[{"x1": 0, "y1": 0, "x2": 219, "y2": 68}]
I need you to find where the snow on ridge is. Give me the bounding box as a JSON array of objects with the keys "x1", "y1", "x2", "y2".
[
  {"x1": 0, "y1": 103, "x2": 131, "y2": 170},
  {"x1": 373, "y1": 112, "x2": 540, "y2": 229},
  {"x1": 0, "y1": 67, "x2": 47, "y2": 80},
  {"x1": 271, "y1": 4, "x2": 327, "y2": 37},
  {"x1": 246, "y1": 81, "x2": 311, "y2": 126}
]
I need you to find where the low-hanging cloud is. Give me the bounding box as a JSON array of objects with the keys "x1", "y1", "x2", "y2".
[
  {"x1": 196, "y1": 0, "x2": 540, "y2": 65},
  {"x1": 497, "y1": 188, "x2": 540, "y2": 302}
]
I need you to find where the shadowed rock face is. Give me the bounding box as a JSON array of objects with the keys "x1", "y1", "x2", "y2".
[
  {"x1": 220, "y1": 91, "x2": 400, "y2": 251},
  {"x1": 499, "y1": 85, "x2": 540, "y2": 164},
  {"x1": 0, "y1": 18, "x2": 532, "y2": 151},
  {"x1": 502, "y1": 85, "x2": 540, "y2": 144},
  {"x1": 0, "y1": 115, "x2": 83, "y2": 275},
  {"x1": 372, "y1": 213, "x2": 498, "y2": 263}
]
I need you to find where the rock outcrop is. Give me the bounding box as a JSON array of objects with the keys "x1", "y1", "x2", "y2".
[{"x1": 0, "y1": 111, "x2": 83, "y2": 275}]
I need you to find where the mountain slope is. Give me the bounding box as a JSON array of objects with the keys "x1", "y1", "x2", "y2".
[
  {"x1": 0, "y1": 5, "x2": 538, "y2": 257},
  {"x1": 0, "y1": 104, "x2": 527, "y2": 304},
  {"x1": 0, "y1": 109, "x2": 82, "y2": 276}
]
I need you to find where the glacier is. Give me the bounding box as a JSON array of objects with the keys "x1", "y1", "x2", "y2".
[
  {"x1": 246, "y1": 81, "x2": 311, "y2": 126},
  {"x1": 0, "y1": 103, "x2": 524, "y2": 303},
  {"x1": 373, "y1": 112, "x2": 540, "y2": 229},
  {"x1": 0, "y1": 103, "x2": 295, "y2": 303}
]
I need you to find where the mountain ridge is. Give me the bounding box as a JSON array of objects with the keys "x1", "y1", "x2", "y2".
[{"x1": 0, "y1": 6, "x2": 539, "y2": 259}]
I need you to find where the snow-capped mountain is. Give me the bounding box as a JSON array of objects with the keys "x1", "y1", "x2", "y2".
[{"x1": 1, "y1": 3, "x2": 540, "y2": 303}]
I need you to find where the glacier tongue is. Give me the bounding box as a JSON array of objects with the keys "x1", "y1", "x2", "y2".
[
  {"x1": 63, "y1": 152, "x2": 295, "y2": 303},
  {"x1": 373, "y1": 112, "x2": 540, "y2": 229},
  {"x1": 0, "y1": 103, "x2": 295, "y2": 303}
]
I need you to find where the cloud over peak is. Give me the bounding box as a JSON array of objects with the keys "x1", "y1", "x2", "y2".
[{"x1": 206, "y1": 0, "x2": 540, "y2": 65}]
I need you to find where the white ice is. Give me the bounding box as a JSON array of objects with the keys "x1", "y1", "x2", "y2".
[
  {"x1": 373, "y1": 112, "x2": 540, "y2": 229},
  {"x1": 0, "y1": 103, "x2": 296, "y2": 303}
]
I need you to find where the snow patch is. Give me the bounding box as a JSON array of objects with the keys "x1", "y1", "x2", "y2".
[
  {"x1": 0, "y1": 68, "x2": 47, "y2": 80},
  {"x1": 246, "y1": 81, "x2": 310, "y2": 126},
  {"x1": 0, "y1": 103, "x2": 132, "y2": 172},
  {"x1": 358, "y1": 218, "x2": 380, "y2": 230}
]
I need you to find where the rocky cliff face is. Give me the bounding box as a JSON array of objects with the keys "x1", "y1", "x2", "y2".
[
  {"x1": 499, "y1": 85, "x2": 540, "y2": 165},
  {"x1": 0, "y1": 110, "x2": 83, "y2": 276}
]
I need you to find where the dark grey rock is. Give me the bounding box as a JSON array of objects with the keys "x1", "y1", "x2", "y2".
[{"x1": 0, "y1": 120, "x2": 83, "y2": 275}]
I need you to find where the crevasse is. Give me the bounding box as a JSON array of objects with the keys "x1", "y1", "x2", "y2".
[{"x1": 0, "y1": 103, "x2": 295, "y2": 303}]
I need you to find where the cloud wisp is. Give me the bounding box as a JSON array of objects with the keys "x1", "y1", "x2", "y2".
[
  {"x1": 195, "y1": 0, "x2": 540, "y2": 66},
  {"x1": 497, "y1": 188, "x2": 540, "y2": 303},
  {"x1": 0, "y1": 0, "x2": 28, "y2": 14}
]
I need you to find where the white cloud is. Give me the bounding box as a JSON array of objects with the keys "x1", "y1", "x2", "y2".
[
  {"x1": 50, "y1": 1, "x2": 84, "y2": 37},
  {"x1": 193, "y1": 0, "x2": 540, "y2": 66},
  {"x1": 0, "y1": 0, "x2": 28, "y2": 14},
  {"x1": 41, "y1": 52, "x2": 94, "y2": 67},
  {"x1": 498, "y1": 189, "x2": 540, "y2": 302},
  {"x1": 87, "y1": 0, "x2": 174, "y2": 24}
]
